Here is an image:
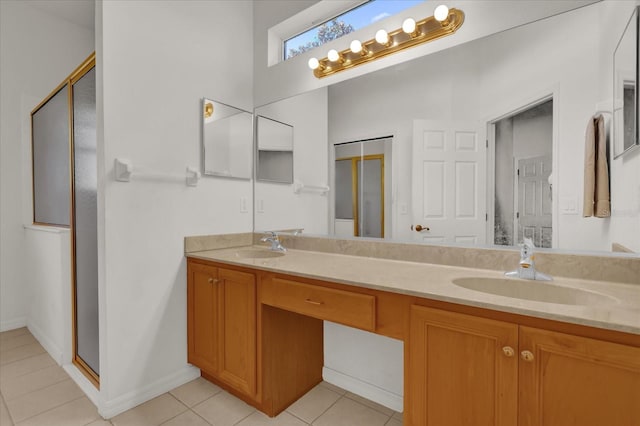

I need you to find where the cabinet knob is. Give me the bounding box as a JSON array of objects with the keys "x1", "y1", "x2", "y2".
[
  {"x1": 208, "y1": 277, "x2": 219, "y2": 284},
  {"x1": 502, "y1": 346, "x2": 515, "y2": 357},
  {"x1": 521, "y1": 350, "x2": 535, "y2": 362}
]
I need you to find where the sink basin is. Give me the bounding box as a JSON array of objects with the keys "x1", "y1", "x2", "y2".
[
  {"x1": 235, "y1": 249, "x2": 285, "y2": 259},
  {"x1": 452, "y1": 277, "x2": 618, "y2": 306}
]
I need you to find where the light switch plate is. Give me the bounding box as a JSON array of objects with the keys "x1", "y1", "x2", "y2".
[{"x1": 560, "y1": 196, "x2": 578, "y2": 214}]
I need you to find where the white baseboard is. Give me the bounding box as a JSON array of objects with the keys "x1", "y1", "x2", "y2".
[
  {"x1": 99, "y1": 365, "x2": 200, "y2": 419},
  {"x1": 0, "y1": 316, "x2": 27, "y2": 332},
  {"x1": 64, "y1": 363, "x2": 103, "y2": 410},
  {"x1": 323, "y1": 367, "x2": 403, "y2": 412},
  {"x1": 27, "y1": 321, "x2": 64, "y2": 365}
]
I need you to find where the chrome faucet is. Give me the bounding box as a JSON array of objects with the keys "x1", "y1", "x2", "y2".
[
  {"x1": 505, "y1": 238, "x2": 552, "y2": 281},
  {"x1": 260, "y1": 231, "x2": 287, "y2": 252}
]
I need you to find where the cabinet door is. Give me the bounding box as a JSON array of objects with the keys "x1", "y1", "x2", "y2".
[
  {"x1": 217, "y1": 268, "x2": 257, "y2": 397},
  {"x1": 187, "y1": 262, "x2": 218, "y2": 374},
  {"x1": 519, "y1": 326, "x2": 640, "y2": 426},
  {"x1": 409, "y1": 306, "x2": 518, "y2": 426}
]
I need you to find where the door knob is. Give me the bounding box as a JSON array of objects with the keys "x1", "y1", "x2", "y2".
[{"x1": 411, "y1": 224, "x2": 430, "y2": 232}]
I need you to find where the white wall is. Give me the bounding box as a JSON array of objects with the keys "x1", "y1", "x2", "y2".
[
  {"x1": 254, "y1": 88, "x2": 329, "y2": 234},
  {"x1": 98, "y1": 0, "x2": 254, "y2": 416},
  {"x1": 598, "y1": 0, "x2": 640, "y2": 253},
  {"x1": 0, "y1": 1, "x2": 94, "y2": 339},
  {"x1": 253, "y1": 0, "x2": 598, "y2": 106}
]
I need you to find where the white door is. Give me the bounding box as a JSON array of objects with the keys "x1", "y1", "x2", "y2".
[
  {"x1": 411, "y1": 120, "x2": 486, "y2": 245},
  {"x1": 516, "y1": 155, "x2": 552, "y2": 247}
]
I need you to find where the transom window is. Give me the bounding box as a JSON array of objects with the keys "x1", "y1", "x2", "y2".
[{"x1": 284, "y1": 0, "x2": 424, "y2": 61}]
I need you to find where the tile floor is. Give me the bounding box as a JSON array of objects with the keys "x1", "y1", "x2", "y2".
[{"x1": 0, "y1": 328, "x2": 403, "y2": 426}]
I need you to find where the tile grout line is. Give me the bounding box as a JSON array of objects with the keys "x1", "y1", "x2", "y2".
[
  {"x1": 0, "y1": 353, "x2": 55, "y2": 380},
  {"x1": 1, "y1": 392, "x2": 16, "y2": 426},
  {"x1": 12, "y1": 394, "x2": 87, "y2": 425},
  {"x1": 232, "y1": 408, "x2": 257, "y2": 425},
  {"x1": 2, "y1": 373, "x2": 70, "y2": 403},
  {"x1": 188, "y1": 407, "x2": 213, "y2": 426}
]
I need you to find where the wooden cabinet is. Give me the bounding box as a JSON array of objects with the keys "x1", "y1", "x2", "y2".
[
  {"x1": 409, "y1": 305, "x2": 640, "y2": 426},
  {"x1": 187, "y1": 261, "x2": 257, "y2": 399},
  {"x1": 519, "y1": 326, "x2": 640, "y2": 426},
  {"x1": 408, "y1": 305, "x2": 518, "y2": 426}
]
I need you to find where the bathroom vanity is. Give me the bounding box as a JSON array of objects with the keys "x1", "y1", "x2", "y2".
[{"x1": 185, "y1": 236, "x2": 640, "y2": 426}]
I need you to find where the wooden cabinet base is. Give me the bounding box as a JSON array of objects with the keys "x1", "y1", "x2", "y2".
[
  {"x1": 200, "y1": 371, "x2": 261, "y2": 410},
  {"x1": 260, "y1": 305, "x2": 324, "y2": 417}
]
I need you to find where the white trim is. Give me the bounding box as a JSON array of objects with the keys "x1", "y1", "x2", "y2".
[
  {"x1": 98, "y1": 365, "x2": 200, "y2": 419},
  {"x1": 28, "y1": 321, "x2": 64, "y2": 365},
  {"x1": 23, "y1": 224, "x2": 70, "y2": 234},
  {"x1": 0, "y1": 317, "x2": 27, "y2": 333},
  {"x1": 63, "y1": 363, "x2": 103, "y2": 410},
  {"x1": 322, "y1": 366, "x2": 403, "y2": 412}
]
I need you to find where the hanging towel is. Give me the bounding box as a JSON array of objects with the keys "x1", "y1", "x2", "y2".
[{"x1": 583, "y1": 114, "x2": 610, "y2": 217}]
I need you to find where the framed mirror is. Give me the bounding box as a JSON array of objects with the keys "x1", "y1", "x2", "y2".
[
  {"x1": 613, "y1": 6, "x2": 639, "y2": 158},
  {"x1": 202, "y1": 98, "x2": 253, "y2": 179}
]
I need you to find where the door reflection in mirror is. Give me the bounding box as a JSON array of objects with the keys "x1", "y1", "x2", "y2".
[
  {"x1": 334, "y1": 137, "x2": 391, "y2": 238},
  {"x1": 492, "y1": 100, "x2": 553, "y2": 248}
]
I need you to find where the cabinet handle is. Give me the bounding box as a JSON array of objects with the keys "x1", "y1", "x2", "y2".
[
  {"x1": 305, "y1": 299, "x2": 323, "y2": 305},
  {"x1": 502, "y1": 346, "x2": 515, "y2": 357},
  {"x1": 208, "y1": 277, "x2": 219, "y2": 284},
  {"x1": 521, "y1": 350, "x2": 535, "y2": 362}
]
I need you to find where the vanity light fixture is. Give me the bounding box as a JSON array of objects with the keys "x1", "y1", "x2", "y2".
[{"x1": 308, "y1": 4, "x2": 464, "y2": 79}]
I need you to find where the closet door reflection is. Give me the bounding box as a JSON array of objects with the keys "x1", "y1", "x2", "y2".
[
  {"x1": 357, "y1": 157, "x2": 383, "y2": 238},
  {"x1": 72, "y1": 66, "x2": 99, "y2": 379}
]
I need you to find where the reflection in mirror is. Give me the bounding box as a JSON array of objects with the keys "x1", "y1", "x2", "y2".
[
  {"x1": 334, "y1": 138, "x2": 392, "y2": 238},
  {"x1": 256, "y1": 116, "x2": 294, "y2": 184},
  {"x1": 202, "y1": 98, "x2": 252, "y2": 179},
  {"x1": 613, "y1": 6, "x2": 639, "y2": 157},
  {"x1": 255, "y1": 1, "x2": 640, "y2": 255}
]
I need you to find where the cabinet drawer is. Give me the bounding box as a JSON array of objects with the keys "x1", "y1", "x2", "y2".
[{"x1": 261, "y1": 277, "x2": 376, "y2": 331}]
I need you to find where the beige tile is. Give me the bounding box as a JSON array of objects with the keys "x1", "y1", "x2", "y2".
[
  {"x1": 236, "y1": 410, "x2": 307, "y2": 426},
  {"x1": 193, "y1": 391, "x2": 254, "y2": 426},
  {"x1": 0, "y1": 329, "x2": 29, "y2": 343},
  {"x1": 169, "y1": 377, "x2": 221, "y2": 407},
  {"x1": 1, "y1": 365, "x2": 69, "y2": 400},
  {"x1": 344, "y1": 392, "x2": 394, "y2": 416},
  {"x1": 285, "y1": 384, "x2": 340, "y2": 424},
  {"x1": 318, "y1": 381, "x2": 346, "y2": 396},
  {"x1": 4, "y1": 379, "x2": 84, "y2": 423},
  {"x1": 111, "y1": 393, "x2": 187, "y2": 426},
  {"x1": 85, "y1": 419, "x2": 112, "y2": 426},
  {"x1": 385, "y1": 418, "x2": 402, "y2": 426},
  {"x1": 0, "y1": 334, "x2": 37, "y2": 353},
  {"x1": 160, "y1": 410, "x2": 210, "y2": 426},
  {"x1": 312, "y1": 397, "x2": 389, "y2": 426},
  {"x1": 0, "y1": 343, "x2": 46, "y2": 366},
  {"x1": 1, "y1": 394, "x2": 14, "y2": 426},
  {"x1": 15, "y1": 396, "x2": 99, "y2": 426},
  {"x1": 0, "y1": 353, "x2": 56, "y2": 381}
]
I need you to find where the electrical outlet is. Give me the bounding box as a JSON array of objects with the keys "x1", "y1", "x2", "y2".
[
  {"x1": 240, "y1": 197, "x2": 248, "y2": 213},
  {"x1": 257, "y1": 199, "x2": 264, "y2": 213},
  {"x1": 399, "y1": 202, "x2": 408, "y2": 215}
]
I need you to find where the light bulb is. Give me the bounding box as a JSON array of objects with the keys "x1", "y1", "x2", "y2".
[
  {"x1": 328, "y1": 49, "x2": 340, "y2": 62},
  {"x1": 434, "y1": 5, "x2": 449, "y2": 22},
  {"x1": 350, "y1": 39, "x2": 363, "y2": 53},
  {"x1": 308, "y1": 57, "x2": 320, "y2": 70},
  {"x1": 375, "y1": 29, "x2": 389, "y2": 45},
  {"x1": 402, "y1": 18, "x2": 416, "y2": 34}
]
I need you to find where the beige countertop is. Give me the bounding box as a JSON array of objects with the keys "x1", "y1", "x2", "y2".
[{"x1": 187, "y1": 245, "x2": 640, "y2": 335}]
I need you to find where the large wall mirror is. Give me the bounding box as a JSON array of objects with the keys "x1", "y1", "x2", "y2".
[
  {"x1": 202, "y1": 98, "x2": 253, "y2": 180},
  {"x1": 614, "y1": 6, "x2": 639, "y2": 158},
  {"x1": 254, "y1": 1, "x2": 640, "y2": 255}
]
